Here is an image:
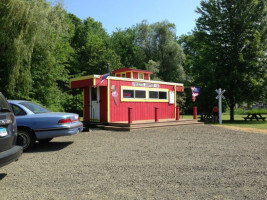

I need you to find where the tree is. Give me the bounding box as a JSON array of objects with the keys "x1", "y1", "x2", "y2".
[
  {"x1": 181, "y1": 0, "x2": 266, "y2": 120},
  {"x1": 0, "y1": 0, "x2": 74, "y2": 110},
  {"x1": 136, "y1": 20, "x2": 186, "y2": 82},
  {"x1": 110, "y1": 27, "x2": 145, "y2": 69},
  {"x1": 70, "y1": 17, "x2": 122, "y2": 75}
]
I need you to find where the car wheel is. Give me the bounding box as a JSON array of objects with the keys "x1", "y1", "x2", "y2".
[
  {"x1": 38, "y1": 138, "x2": 53, "y2": 143},
  {"x1": 18, "y1": 129, "x2": 35, "y2": 151}
]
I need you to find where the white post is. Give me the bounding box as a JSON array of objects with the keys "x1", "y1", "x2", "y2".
[
  {"x1": 218, "y1": 88, "x2": 222, "y2": 124},
  {"x1": 216, "y1": 88, "x2": 225, "y2": 125}
]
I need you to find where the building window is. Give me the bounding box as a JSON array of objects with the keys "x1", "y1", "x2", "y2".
[
  {"x1": 149, "y1": 91, "x2": 168, "y2": 100},
  {"x1": 138, "y1": 73, "x2": 144, "y2": 79},
  {"x1": 135, "y1": 90, "x2": 146, "y2": 98},
  {"x1": 123, "y1": 90, "x2": 134, "y2": 98},
  {"x1": 159, "y1": 91, "x2": 167, "y2": 99},
  {"x1": 149, "y1": 91, "x2": 158, "y2": 99},
  {"x1": 123, "y1": 89, "x2": 146, "y2": 99},
  {"x1": 121, "y1": 86, "x2": 169, "y2": 102},
  {"x1": 121, "y1": 73, "x2": 126, "y2": 78}
]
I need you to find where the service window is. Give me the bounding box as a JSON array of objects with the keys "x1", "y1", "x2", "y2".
[
  {"x1": 149, "y1": 91, "x2": 168, "y2": 100},
  {"x1": 159, "y1": 91, "x2": 167, "y2": 99},
  {"x1": 149, "y1": 91, "x2": 158, "y2": 99},
  {"x1": 123, "y1": 90, "x2": 134, "y2": 98},
  {"x1": 135, "y1": 90, "x2": 146, "y2": 98},
  {"x1": 121, "y1": 86, "x2": 168, "y2": 102}
]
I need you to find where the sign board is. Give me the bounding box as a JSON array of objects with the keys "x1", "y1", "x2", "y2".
[
  {"x1": 132, "y1": 82, "x2": 159, "y2": 88},
  {"x1": 169, "y1": 91, "x2": 175, "y2": 104}
]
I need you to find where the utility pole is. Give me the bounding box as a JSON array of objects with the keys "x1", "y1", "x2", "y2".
[{"x1": 215, "y1": 88, "x2": 226, "y2": 124}]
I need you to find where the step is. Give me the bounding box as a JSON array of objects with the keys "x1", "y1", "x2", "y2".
[{"x1": 104, "y1": 120, "x2": 204, "y2": 131}]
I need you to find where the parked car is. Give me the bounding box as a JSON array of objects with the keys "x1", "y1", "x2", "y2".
[
  {"x1": 0, "y1": 93, "x2": 23, "y2": 167},
  {"x1": 8, "y1": 100, "x2": 83, "y2": 151}
]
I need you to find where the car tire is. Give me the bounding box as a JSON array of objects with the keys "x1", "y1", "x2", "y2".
[
  {"x1": 18, "y1": 128, "x2": 36, "y2": 151},
  {"x1": 38, "y1": 138, "x2": 53, "y2": 143}
]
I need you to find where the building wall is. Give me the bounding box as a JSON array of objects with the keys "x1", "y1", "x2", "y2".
[
  {"x1": 109, "y1": 79, "x2": 176, "y2": 122},
  {"x1": 100, "y1": 86, "x2": 108, "y2": 122},
  {"x1": 83, "y1": 87, "x2": 90, "y2": 121}
]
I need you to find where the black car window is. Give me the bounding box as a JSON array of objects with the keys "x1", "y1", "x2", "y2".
[
  {"x1": 10, "y1": 104, "x2": 27, "y2": 116},
  {"x1": 0, "y1": 93, "x2": 11, "y2": 112}
]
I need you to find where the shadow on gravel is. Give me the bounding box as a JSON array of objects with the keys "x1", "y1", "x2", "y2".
[
  {"x1": 0, "y1": 173, "x2": 7, "y2": 180},
  {"x1": 27, "y1": 141, "x2": 74, "y2": 153}
]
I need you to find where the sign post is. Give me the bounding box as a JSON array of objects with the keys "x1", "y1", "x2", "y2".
[{"x1": 215, "y1": 88, "x2": 226, "y2": 124}]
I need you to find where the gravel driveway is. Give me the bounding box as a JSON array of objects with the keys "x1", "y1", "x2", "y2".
[{"x1": 1, "y1": 125, "x2": 266, "y2": 200}]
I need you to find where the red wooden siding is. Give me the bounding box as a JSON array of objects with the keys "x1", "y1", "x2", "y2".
[
  {"x1": 116, "y1": 74, "x2": 120, "y2": 77},
  {"x1": 100, "y1": 86, "x2": 108, "y2": 122},
  {"x1": 176, "y1": 86, "x2": 183, "y2": 92},
  {"x1": 133, "y1": 72, "x2": 138, "y2": 79},
  {"x1": 108, "y1": 80, "x2": 176, "y2": 122},
  {"x1": 71, "y1": 79, "x2": 93, "y2": 88},
  {"x1": 126, "y1": 72, "x2": 131, "y2": 78},
  {"x1": 144, "y1": 74, "x2": 149, "y2": 80},
  {"x1": 95, "y1": 78, "x2": 108, "y2": 86}
]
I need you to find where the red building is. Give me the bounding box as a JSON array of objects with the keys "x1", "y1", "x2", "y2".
[{"x1": 70, "y1": 68, "x2": 184, "y2": 123}]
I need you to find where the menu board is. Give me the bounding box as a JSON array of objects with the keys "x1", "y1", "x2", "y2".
[{"x1": 169, "y1": 91, "x2": 175, "y2": 104}]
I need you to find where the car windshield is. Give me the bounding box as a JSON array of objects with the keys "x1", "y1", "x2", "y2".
[{"x1": 19, "y1": 102, "x2": 50, "y2": 114}]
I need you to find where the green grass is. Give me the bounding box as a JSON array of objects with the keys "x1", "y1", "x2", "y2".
[
  {"x1": 181, "y1": 114, "x2": 267, "y2": 130},
  {"x1": 200, "y1": 114, "x2": 267, "y2": 130},
  {"x1": 219, "y1": 114, "x2": 267, "y2": 130}
]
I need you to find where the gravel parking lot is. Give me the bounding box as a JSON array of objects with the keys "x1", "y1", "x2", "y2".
[{"x1": 1, "y1": 125, "x2": 266, "y2": 200}]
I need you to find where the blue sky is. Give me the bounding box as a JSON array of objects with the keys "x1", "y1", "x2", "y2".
[{"x1": 51, "y1": 0, "x2": 201, "y2": 36}]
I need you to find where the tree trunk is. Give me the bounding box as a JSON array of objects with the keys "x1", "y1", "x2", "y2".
[{"x1": 230, "y1": 104, "x2": 235, "y2": 121}]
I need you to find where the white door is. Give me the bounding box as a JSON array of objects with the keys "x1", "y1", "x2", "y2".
[{"x1": 90, "y1": 87, "x2": 100, "y2": 121}]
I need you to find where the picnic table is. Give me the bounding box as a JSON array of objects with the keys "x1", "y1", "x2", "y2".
[
  {"x1": 243, "y1": 113, "x2": 266, "y2": 121},
  {"x1": 200, "y1": 113, "x2": 214, "y2": 122}
]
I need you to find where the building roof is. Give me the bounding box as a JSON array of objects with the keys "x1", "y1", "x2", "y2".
[{"x1": 112, "y1": 68, "x2": 153, "y2": 75}]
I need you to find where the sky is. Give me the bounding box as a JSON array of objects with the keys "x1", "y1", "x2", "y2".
[{"x1": 50, "y1": 0, "x2": 201, "y2": 36}]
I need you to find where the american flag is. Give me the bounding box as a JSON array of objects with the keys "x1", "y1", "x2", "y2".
[
  {"x1": 95, "y1": 72, "x2": 110, "y2": 88},
  {"x1": 191, "y1": 87, "x2": 201, "y2": 102}
]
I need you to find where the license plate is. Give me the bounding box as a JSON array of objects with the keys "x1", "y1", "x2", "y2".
[{"x1": 0, "y1": 127, "x2": 8, "y2": 137}]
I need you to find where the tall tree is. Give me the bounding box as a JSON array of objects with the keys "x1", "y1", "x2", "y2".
[
  {"x1": 136, "y1": 20, "x2": 186, "y2": 82},
  {"x1": 110, "y1": 27, "x2": 145, "y2": 69},
  {"x1": 71, "y1": 17, "x2": 121, "y2": 75},
  {"x1": 0, "y1": 0, "x2": 73, "y2": 111},
  {"x1": 182, "y1": 0, "x2": 266, "y2": 120}
]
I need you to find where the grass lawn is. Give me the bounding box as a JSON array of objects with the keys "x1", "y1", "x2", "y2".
[
  {"x1": 219, "y1": 114, "x2": 267, "y2": 130},
  {"x1": 180, "y1": 114, "x2": 266, "y2": 130}
]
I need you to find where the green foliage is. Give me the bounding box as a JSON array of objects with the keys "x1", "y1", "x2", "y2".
[
  {"x1": 70, "y1": 17, "x2": 122, "y2": 76},
  {"x1": 180, "y1": 0, "x2": 267, "y2": 120},
  {"x1": 226, "y1": 108, "x2": 267, "y2": 115},
  {"x1": 135, "y1": 20, "x2": 186, "y2": 83},
  {"x1": 110, "y1": 27, "x2": 145, "y2": 69},
  {"x1": 0, "y1": 0, "x2": 73, "y2": 111},
  {"x1": 245, "y1": 109, "x2": 267, "y2": 115},
  {"x1": 145, "y1": 60, "x2": 160, "y2": 80}
]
